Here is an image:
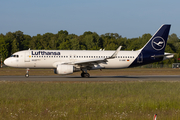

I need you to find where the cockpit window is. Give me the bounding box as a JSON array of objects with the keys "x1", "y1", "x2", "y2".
[{"x1": 11, "y1": 55, "x2": 19, "y2": 58}]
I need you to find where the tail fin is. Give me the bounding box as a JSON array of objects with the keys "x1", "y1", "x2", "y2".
[
  {"x1": 129, "y1": 24, "x2": 171, "y2": 68},
  {"x1": 141, "y1": 24, "x2": 171, "y2": 54},
  {"x1": 153, "y1": 114, "x2": 157, "y2": 120}
]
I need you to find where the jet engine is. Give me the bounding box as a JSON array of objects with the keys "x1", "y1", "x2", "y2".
[{"x1": 54, "y1": 64, "x2": 73, "y2": 75}]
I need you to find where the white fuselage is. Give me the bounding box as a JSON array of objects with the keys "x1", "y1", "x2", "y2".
[{"x1": 4, "y1": 50, "x2": 140, "y2": 69}]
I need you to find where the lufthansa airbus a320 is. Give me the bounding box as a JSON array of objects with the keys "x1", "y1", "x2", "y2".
[{"x1": 4, "y1": 24, "x2": 174, "y2": 78}]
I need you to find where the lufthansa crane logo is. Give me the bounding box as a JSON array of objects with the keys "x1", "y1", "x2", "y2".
[{"x1": 151, "y1": 36, "x2": 165, "y2": 51}]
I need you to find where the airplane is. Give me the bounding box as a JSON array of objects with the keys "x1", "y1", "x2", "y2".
[{"x1": 4, "y1": 24, "x2": 174, "y2": 78}]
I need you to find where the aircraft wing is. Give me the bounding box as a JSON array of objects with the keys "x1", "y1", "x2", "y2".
[
  {"x1": 73, "y1": 58, "x2": 107, "y2": 65},
  {"x1": 62, "y1": 46, "x2": 122, "y2": 66},
  {"x1": 61, "y1": 58, "x2": 106, "y2": 66}
]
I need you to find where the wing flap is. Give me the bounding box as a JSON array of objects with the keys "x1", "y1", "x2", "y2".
[{"x1": 74, "y1": 58, "x2": 106, "y2": 65}]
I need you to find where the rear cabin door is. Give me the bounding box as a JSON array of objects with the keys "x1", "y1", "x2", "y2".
[{"x1": 137, "y1": 53, "x2": 143, "y2": 63}]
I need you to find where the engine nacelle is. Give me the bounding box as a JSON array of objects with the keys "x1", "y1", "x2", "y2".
[{"x1": 54, "y1": 64, "x2": 73, "y2": 75}]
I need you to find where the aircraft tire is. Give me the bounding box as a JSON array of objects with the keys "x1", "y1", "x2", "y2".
[
  {"x1": 84, "y1": 73, "x2": 90, "y2": 78},
  {"x1": 25, "y1": 73, "x2": 29, "y2": 78},
  {"x1": 81, "y1": 73, "x2": 84, "y2": 77}
]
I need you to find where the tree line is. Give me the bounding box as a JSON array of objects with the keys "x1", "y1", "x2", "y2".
[{"x1": 0, "y1": 30, "x2": 180, "y2": 64}]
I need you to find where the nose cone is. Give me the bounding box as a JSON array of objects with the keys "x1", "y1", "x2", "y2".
[{"x1": 4, "y1": 58, "x2": 11, "y2": 66}]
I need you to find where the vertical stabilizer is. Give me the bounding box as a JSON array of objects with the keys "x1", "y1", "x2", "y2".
[
  {"x1": 141, "y1": 24, "x2": 171, "y2": 54},
  {"x1": 129, "y1": 25, "x2": 171, "y2": 68}
]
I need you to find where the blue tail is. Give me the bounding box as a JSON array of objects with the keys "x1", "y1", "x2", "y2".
[
  {"x1": 129, "y1": 24, "x2": 171, "y2": 67},
  {"x1": 141, "y1": 24, "x2": 171, "y2": 54}
]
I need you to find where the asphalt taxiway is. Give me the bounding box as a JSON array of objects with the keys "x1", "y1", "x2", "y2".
[{"x1": 0, "y1": 75, "x2": 180, "y2": 82}]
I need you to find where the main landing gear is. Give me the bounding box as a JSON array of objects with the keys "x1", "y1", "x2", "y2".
[
  {"x1": 81, "y1": 72, "x2": 90, "y2": 78},
  {"x1": 81, "y1": 69, "x2": 90, "y2": 78},
  {"x1": 25, "y1": 68, "x2": 29, "y2": 78}
]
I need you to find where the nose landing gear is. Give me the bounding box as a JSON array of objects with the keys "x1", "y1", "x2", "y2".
[{"x1": 25, "y1": 68, "x2": 29, "y2": 78}]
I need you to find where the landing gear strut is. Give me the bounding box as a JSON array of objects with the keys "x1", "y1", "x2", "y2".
[
  {"x1": 25, "y1": 68, "x2": 29, "y2": 78},
  {"x1": 81, "y1": 69, "x2": 90, "y2": 78}
]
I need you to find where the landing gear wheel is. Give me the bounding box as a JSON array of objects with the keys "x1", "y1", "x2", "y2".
[
  {"x1": 81, "y1": 73, "x2": 90, "y2": 78},
  {"x1": 25, "y1": 73, "x2": 29, "y2": 78},
  {"x1": 81, "y1": 69, "x2": 90, "y2": 78},
  {"x1": 84, "y1": 73, "x2": 90, "y2": 78},
  {"x1": 25, "y1": 68, "x2": 29, "y2": 78},
  {"x1": 81, "y1": 73, "x2": 85, "y2": 77}
]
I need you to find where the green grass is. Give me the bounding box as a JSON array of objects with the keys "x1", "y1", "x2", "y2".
[{"x1": 0, "y1": 81, "x2": 180, "y2": 120}]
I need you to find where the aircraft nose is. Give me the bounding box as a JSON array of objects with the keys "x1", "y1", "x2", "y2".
[{"x1": 4, "y1": 58, "x2": 11, "y2": 66}]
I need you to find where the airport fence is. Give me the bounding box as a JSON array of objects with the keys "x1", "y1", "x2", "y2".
[{"x1": 172, "y1": 63, "x2": 180, "y2": 68}]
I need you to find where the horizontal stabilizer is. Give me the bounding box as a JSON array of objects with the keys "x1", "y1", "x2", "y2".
[{"x1": 151, "y1": 53, "x2": 174, "y2": 58}]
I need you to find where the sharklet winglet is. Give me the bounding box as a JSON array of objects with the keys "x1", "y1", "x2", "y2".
[{"x1": 107, "y1": 46, "x2": 122, "y2": 59}]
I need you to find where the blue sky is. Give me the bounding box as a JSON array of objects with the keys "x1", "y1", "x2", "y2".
[{"x1": 0, "y1": 0, "x2": 179, "y2": 38}]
